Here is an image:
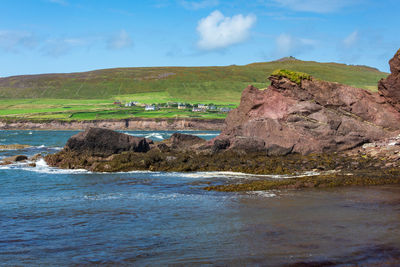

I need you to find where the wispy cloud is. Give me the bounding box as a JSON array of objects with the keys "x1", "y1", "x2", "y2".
[
  {"x1": 47, "y1": 0, "x2": 69, "y2": 6},
  {"x1": 343, "y1": 30, "x2": 359, "y2": 48},
  {"x1": 180, "y1": 0, "x2": 219, "y2": 10},
  {"x1": 107, "y1": 30, "x2": 133, "y2": 50},
  {"x1": 274, "y1": 33, "x2": 317, "y2": 57},
  {"x1": 197, "y1": 10, "x2": 256, "y2": 51},
  {"x1": 42, "y1": 37, "x2": 92, "y2": 57},
  {"x1": 0, "y1": 31, "x2": 37, "y2": 53},
  {"x1": 271, "y1": 0, "x2": 361, "y2": 13}
]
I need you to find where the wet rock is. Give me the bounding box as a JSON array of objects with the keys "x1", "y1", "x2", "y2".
[
  {"x1": 161, "y1": 132, "x2": 206, "y2": 151},
  {"x1": 0, "y1": 144, "x2": 31, "y2": 150},
  {"x1": 65, "y1": 127, "x2": 150, "y2": 157},
  {"x1": 30, "y1": 153, "x2": 42, "y2": 161},
  {"x1": 266, "y1": 144, "x2": 293, "y2": 156},
  {"x1": 3, "y1": 155, "x2": 28, "y2": 162},
  {"x1": 230, "y1": 137, "x2": 266, "y2": 153},
  {"x1": 212, "y1": 138, "x2": 230, "y2": 153},
  {"x1": 170, "y1": 133, "x2": 204, "y2": 148},
  {"x1": 157, "y1": 143, "x2": 171, "y2": 152}
]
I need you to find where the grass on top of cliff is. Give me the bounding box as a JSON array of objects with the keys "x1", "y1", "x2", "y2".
[{"x1": 271, "y1": 69, "x2": 312, "y2": 85}]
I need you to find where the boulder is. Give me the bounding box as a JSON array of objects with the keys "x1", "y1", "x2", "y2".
[
  {"x1": 169, "y1": 133, "x2": 205, "y2": 149},
  {"x1": 215, "y1": 65, "x2": 400, "y2": 155},
  {"x1": 379, "y1": 49, "x2": 400, "y2": 111},
  {"x1": 65, "y1": 127, "x2": 150, "y2": 157},
  {"x1": 3, "y1": 155, "x2": 28, "y2": 162}
]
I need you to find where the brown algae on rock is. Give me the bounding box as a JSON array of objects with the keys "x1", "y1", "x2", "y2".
[{"x1": 0, "y1": 144, "x2": 31, "y2": 150}]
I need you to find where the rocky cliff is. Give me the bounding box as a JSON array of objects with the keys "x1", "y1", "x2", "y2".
[
  {"x1": 379, "y1": 49, "x2": 400, "y2": 111},
  {"x1": 215, "y1": 65, "x2": 400, "y2": 155}
]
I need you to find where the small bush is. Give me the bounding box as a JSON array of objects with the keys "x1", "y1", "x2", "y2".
[{"x1": 271, "y1": 69, "x2": 312, "y2": 85}]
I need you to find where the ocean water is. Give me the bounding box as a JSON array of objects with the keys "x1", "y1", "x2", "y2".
[{"x1": 1, "y1": 130, "x2": 400, "y2": 266}]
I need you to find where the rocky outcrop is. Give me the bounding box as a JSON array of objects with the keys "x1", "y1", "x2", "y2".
[
  {"x1": 45, "y1": 49, "x2": 400, "y2": 174},
  {"x1": 379, "y1": 49, "x2": 400, "y2": 111},
  {"x1": 65, "y1": 127, "x2": 151, "y2": 157},
  {"x1": 3, "y1": 155, "x2": 28, "y2": 162},
  {"x1": 1, "y1": 155, "x2": 28, "y2": 165},
  {"x1": 215, "y1": 69, "x2": 400, "y2": 155}
]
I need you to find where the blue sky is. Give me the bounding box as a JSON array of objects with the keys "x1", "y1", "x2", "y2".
[{"x1": 0, "y1": 0, "x2": 399, "y2": 77}]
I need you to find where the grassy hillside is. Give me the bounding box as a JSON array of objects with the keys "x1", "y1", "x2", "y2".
[
  {"x1": 0, "y1": 59, "x2": 387, "y2": 103},
  {"x1": 0, "y1": 59, "x2": 388, "y2": 121}
]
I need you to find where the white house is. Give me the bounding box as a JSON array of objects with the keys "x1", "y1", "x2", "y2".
[{"x1": 145, "y1": 105, "x2": 156, "y2": 111}]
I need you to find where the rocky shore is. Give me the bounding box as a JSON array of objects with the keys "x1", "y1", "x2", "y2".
[
  {"x1": 34, "y1": 49, "x2": 400, "y2": 191},
  {"x1": 0, "y1": 118, "x2": 225, "y2": 131}
]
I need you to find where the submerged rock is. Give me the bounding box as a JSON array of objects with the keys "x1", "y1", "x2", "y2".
[
  {"x1": 0, "y1": 144, "x2": 31, "y2": 150},
  {"x1": 65, "y1": 127, "x2": 150, "y2": 157}
]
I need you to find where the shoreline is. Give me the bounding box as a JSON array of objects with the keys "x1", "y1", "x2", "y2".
[{"x1": 0, "y1": 118, "x2": 225, "y2": 131}]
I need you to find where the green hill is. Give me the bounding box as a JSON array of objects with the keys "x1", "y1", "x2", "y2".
[
  {"x1": 0, "y1": 59, "x2": 388, "y2": 122},
  {"x1": 0, "y1": 59, "x2": 387, "y2": 103}
]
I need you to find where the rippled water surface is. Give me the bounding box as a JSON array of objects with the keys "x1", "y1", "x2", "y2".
[{"x1": 1, "y1": 130, "x2": 400, "y2": 266}]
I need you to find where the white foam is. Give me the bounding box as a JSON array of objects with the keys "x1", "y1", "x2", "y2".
[
  {"x1": 246, "y1": 191, "x2": 277, "y2": 198},
  {"x1": 144, "y1": 133, "x2": 164, "y2": 140},
  {"x1": 22, "y1": 159, "x2": 89, "y2": 174},
  {"x1": 28, "y1": 131, "x2": 33, "y2": 135},
  {"x1": 151, "y1": 171, "x2": 320, "y2": 180}
]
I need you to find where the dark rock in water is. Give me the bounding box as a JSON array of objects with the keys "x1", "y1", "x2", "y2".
[
  {"x1": 379, "y1": 49, "x2": 400, "y2": 112},
  {"x1": 215, "y1": 65, "x2": 400, "y2": 154},
  {"x1": 3, "y1": 155, "x2": 28, "y2": 162},
  {"x1": 65, "y1": 127, "x2": 150, "y2": 157}
]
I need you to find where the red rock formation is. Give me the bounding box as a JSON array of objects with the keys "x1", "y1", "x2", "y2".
[
  {"x1": 379, "y1": 49, "x2": 400, "y2": 111},
  {"x1": 215, "y1": 71, "x2": 400, "y2": 155}
]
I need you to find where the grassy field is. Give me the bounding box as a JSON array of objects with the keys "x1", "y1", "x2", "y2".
[
  {"x1": 0, "y1": 98, "x2": 230, "y2": 121},
  {"x1": 0, "y1": 58, "x2": 388, "y2": 121}
]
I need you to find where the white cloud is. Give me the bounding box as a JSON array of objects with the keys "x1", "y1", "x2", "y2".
[
  {"x1": 274, "y1": 33, "x2": 316, "y2": 57},
  {"x1": 180, "y1": 0, "x2": 219, "y2": 10},
  {"x1": 197, "y1": 10, "x2": 256, "y2": 51},
  {"x1": 343, "y1": 31, "x2": 359, "y2": 48},
  {"x1": 0, "y1": 31, "x2": 37, "y2": 52},
  {"x1": 107, "y1": 30, "x2": 133, "y2": 50},
  {"x1": 272, "y1": 0, "x2": 359, "y2": 13}
]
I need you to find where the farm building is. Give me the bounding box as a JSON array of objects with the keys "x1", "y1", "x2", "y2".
[{"x1": 145, "y1": 105, "x2": 157, "y2": 111}]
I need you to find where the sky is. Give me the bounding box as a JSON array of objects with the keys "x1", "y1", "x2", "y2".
[{"x1": 0, "y1": 0, "x2": 399, "y2": 77}]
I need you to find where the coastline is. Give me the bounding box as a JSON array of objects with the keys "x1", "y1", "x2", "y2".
[{"x1": 0, "y1": 118, "x2": 225, "y2": 131}]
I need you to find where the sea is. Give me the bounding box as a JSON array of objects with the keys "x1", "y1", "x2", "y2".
[{"x1": 1, "y1": 130, "x2": 400, "y2": 266}]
